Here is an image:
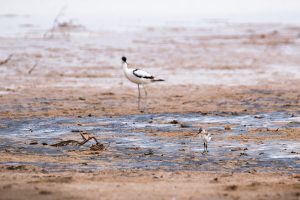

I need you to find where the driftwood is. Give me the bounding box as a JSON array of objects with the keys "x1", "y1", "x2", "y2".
[
  {"x1": 51, "y1": 132, "x2": 107, "y2": 151},
  {"x1": 43, "y1": 5, "x2": 85, "y2": 39},
  {"x1": 0, "y1": 54, "x2": 13, "y2": 65},
  {"x1": 43, "y1": 5, "x2": 67, "y2": 39}
]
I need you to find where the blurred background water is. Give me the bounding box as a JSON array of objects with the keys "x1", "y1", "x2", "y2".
[{"x1": 1, "y1": 0, "x2": 300, "y2": 37}]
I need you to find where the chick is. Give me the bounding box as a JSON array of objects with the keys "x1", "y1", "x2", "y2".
[{"x1": 198, "y1": 128, "x2": 212, "y2": 154}]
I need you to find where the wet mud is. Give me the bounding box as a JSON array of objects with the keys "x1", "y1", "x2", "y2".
[{"x1": 0, "y1": 112, "x2": 299, "y2": 173}]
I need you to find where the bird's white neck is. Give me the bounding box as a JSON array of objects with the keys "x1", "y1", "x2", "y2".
[{"x1": 122, "y1": 61, "x2": 128, "y2": 71}]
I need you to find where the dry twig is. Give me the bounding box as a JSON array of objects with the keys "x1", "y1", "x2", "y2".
[
  {"x1": 43, "y1": 5, "x2": 67, "y2": 38},
  {"x1": 50, "y1": 131, "x2": 107, "y2": 151},
  {"x1": 28, "y1": 63, "x2": 37, "y2": 74},
  {"x1": 0, "y1": 54, "x2": 13, "y2": 65}
]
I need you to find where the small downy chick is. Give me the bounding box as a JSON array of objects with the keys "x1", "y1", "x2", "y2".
[{"x1": 198, "y1": 128, "x2": 212, "y2": 154}]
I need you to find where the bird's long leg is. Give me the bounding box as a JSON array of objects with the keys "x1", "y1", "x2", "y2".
[
  {"x1": 203, "y1": 142, "x2": 206, "y2": 154},
  {"x1": 142, "y1": 84, "x2": 148, "y2": 113},
  {"x1": 137, "y1": 84, "x2": 141, "y2": 110},
  {"x1": 205, "y1": 143, "x2": 208, "y2": 153}
]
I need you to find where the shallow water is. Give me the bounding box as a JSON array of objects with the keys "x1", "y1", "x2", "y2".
[
  {"x1": 0, "y1": 111, "x2": 299, "y2": 173},
  {"x1": 2, "y1": 0, "x2": 300, "y2": 37}
]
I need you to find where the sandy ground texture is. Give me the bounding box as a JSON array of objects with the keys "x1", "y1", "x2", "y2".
[
  {"x1": 0, "y1": 169, "x2": 300, "y2": 200},
  {"x1": 0, "y1": 22, "x2": 300, "y2": 199},
  {"x1": 0, "y1": 23, "x2": 300, "y2": 119}
]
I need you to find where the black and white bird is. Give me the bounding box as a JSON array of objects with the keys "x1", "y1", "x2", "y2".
[
  {"x1": 197, "y1": 128, "x2": 212, "y2": 154},
  {"x1": 122, "y1": 57, "x2": 164, "y2": 111}
]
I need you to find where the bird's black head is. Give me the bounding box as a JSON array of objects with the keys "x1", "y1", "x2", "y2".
[{"x1": 122, "y1": 57, "x2": 127, "y2": 62}]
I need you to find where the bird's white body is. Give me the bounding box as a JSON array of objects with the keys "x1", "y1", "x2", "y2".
[
  {"x1": 122, "y1": 62, "x2": 153, "y2": 85},
  {"x1": 200, "y1": 129, "x2": 212, "y2": 143}
]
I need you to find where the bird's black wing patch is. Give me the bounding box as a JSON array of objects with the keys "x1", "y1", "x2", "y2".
[{"x1": 133, "y1": 69, "x2": 154, "y2": 79}]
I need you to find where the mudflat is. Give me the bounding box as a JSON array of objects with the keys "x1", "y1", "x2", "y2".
[{"x1": 0, "y1": 23, "x2": 300, "y2": 199}]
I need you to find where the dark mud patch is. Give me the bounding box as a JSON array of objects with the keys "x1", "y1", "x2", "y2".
[{"x1": 0, "y1": 112, "x2": 299, "y2": 173}]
